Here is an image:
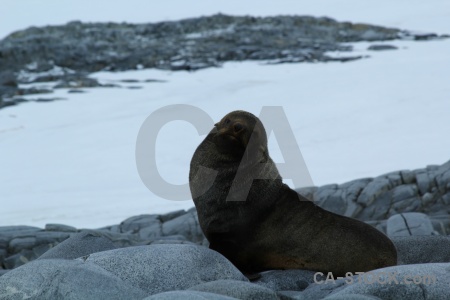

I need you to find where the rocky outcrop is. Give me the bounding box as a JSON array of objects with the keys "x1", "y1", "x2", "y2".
[
  {"x1": 297, "y1": 160, "x2": 450, "y2": 227},
  {"x1": 0, "y1": 14, "x2": 446, "y2": 108},
  {"x1": 1, "y1": 160, "x2": 449, "y2": 299}
]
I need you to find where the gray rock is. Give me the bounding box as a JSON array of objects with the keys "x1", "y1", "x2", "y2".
[
  {"x1": 139, "y1": 222, "x2": 163, "y2": 239},
  {"x1": 277, "y1": 290, "x2": 306, "y2": 300},
  {"x1": 367, "y1": 44, "x2": 398, "y2": 51},
  {"x1": 162, "y1": 211, "x2": 204, "y2": 243},
  {"x1": 0, "y1": 249, "x2": 6, "y2": 261},
  {"x1": 38, "y1": 230, "x2": 117, "y2": 260},
  {"x1": 389, "y1": 195, "x2": 421, "y2": 214},
  {"x1": 254, "y1": 269, "x2": 320, "y2": 291},
  {"x1": 189, "y1": 279, "x2": 278, "y2": 300},
  {"x1": 387, "y1": 213, "x2": 435, "y2": 236},
  {"x1": 85, "y1": 229, "x2": 147, "y2": 247},
  {"x1": 316, "y1": 188, "x2": 347, "y2": 216},
  {"x1": 356, "y1": 177, "x2": 391, "y2": 207},
  {"x1": 326, "y1": 263, "x2": 450, "y2": 300},
  {"x1": 435, "y1": 163, "x2": 450, "y2": 193},
  {"x1": 300, "y1": 277, "x2": 349, "y2": 300},
  {"x1": 149, "y1": 235, "x2": 196, "y2": 245},
  {"x1": 400, "y1": 170, "x2": 416, "y2": 184},
  {"x1": 325, "y1": 294, "x2": 382, "y2": 300},
  {"x1": 119, "y1": 214, "x2": 161, "y2": 233},
  {"x1": 383, "y1": 171, "x2": 403, "y2": 186},
  {"x1": 84, "y1": 244, "x2": 247, "y2": 295},
  {"x1": 32, "y1": 243, "x2": 53, "y2": 258},
  {"x1": 392, "y1": 235, "x2": 450, "y2": 265},
  {"x1": 143, "y1": 291, "x2": 237, "y2": 300},
  {"x1": 0, "y1": 270, "x2": 8, "y2": 277},
  {"x1": 160, "y1": 209, "x2": 187, "y2": 222},
  {"x1": 3, "y1": 249, "x2": 34, "y2": 269},
  {"x1": 45, "y1": 223, "x2": 77, "y2": 232},
  {"x1": 430, "y1": 215, "x2": 450, "y2": 235},
  {"x1": 357, "y1": 190, "x2": 392, "y2": 220},
  {"x1": 0, "y1": 226, "x2": 41, "y2": 238},
  {"x1": 35, "y1": 231, "x2": 71, "y2": 244},
  {"x1": 8, "y1": 236, "x2": 37, "y2": 252},
  {"x1": 391, "y1": 184, "x2": 418, "y2": 202},
  {"x1": 415, "y1": 169, "x2": 433, "y2": 195},
  {"x1": 0, "y1": 259, "x2": 148, "y2": 300}
]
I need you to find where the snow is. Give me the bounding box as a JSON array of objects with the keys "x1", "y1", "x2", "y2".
[{"x1": 1, "y1": 1, "x2": 450, "y2": 228}]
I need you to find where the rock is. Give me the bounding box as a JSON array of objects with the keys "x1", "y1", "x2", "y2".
[
  {"x1": 325, "y1": 295, "x2": 382, "y2": 300},
  {"x1": 357, "y1": 190, "x2": 392, "y2": 220},
  {"x1": 45, "y1": 223, "x2": 77, "y2": 232},
  {"x1": 277, "y1": 290, "x2": 306, "y2": 300},
  {"x1": 367, "y1": 44, "x2": 398, "y2": 51},
  {"x1": 387, "y1": 213, "x2": 435, "y2": 236},
  {"x1": 0, "y1": 270, "x2": 8, "y2": 277},
  {"x1": 161, "y1": 211, "x2": 204, "y2": 243},
  {"x1": 356, "y1": 177, "x2": 391, "y2": 207},
  {"x1": 300, "y1": 277, "x2": 349, "y2": 299},
  {"x1": 340, "y1": 178, "x2": 371, "y2": 217},
  {"x1": 0, "y1": 259, "x2": 148, "y2": 300},
  {"x1": 16, "y1": 87, "x2": 53, "y2": 96},
  {"x1": 3, "y1": 250, "x2": 35, "y2": 269},
  {"x1": 86, "y1": 229, "x2": 148, "y2": 247},
  {"x1": 0, "y1": 71, "x2": 18, "y2": 100},
  {"x1": 149, "y1": 234, "x2": 191, "y2": 244},
  {"x1": 143, "y1": 291, "x2": 237, "y2": 299},
  {"x1": 189, "y1": 279, "x2": 278, "y2": 300},
  {"x1": 160, "y1": 209, "x2": 187, "y2": 222},
  {"x1": 0, "y1": 226, "x2": 41, "y2": 239},
  {"x1": 67, "y1": 89, "x2": 86, "y2": 93},
  {"x1": 139, "y1": 223, "x2": 163, "y2": 239},
  {"x1": 415, "y1": 169, "x2": 433, "y2": 195},
  {"x1": 8, "y1": 237, "x2": 36, "y2": 253},
  {"x1": 35, "y1": 231, "x2": 71, "y2": 244},
  {"x1": 38, "y1": 230, "x2": 117, "y2": 260},
  {"x1": 324, "y1": 263, "x2": 450, "y2": 299},
  {"x1": 392, "y1": 236, "x2": 450, "y2": 265},
  {"x1": 119, "y1": 214, "x2": 161, "y2": 234},
  {"x1": 53, "y1": 75, "x2": 105, "y2": 89},
  {"x1": 315, "y1": 187, "x2": 347, "y2": 216},
  {"x1": 254, "y1": 270, "x2": 320, "y2": 291},
  {"x1": 430, "y1": 215, "x2": 450, "y2": 235},
  {"x1": 391, "y1": 185, "x2": 418, "y2": 202},
  {"x1": 83, "y1": 244, "x2": 247, "y2": 295},
  {"x1": 400, "y1": 170, "x2": 416, "y2": 184}
]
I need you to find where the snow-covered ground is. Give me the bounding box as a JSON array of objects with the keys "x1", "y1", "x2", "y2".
[{"x1": 1, "y1": 1, "x2": 449, "y2": 228}]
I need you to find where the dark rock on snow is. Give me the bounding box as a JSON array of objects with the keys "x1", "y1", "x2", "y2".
[{"x1": 0, "y1": 14, "x2": 447, "y2": 109}]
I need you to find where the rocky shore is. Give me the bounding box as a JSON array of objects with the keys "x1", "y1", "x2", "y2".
[
  {"x1": 0, "y1": 14, "x2": 447, "y2": 109},
  {"x1": 1, "y1": 160, "x2": 449, "y2": 299}
]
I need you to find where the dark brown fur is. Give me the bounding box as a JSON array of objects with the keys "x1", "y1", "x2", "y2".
[{"x1": 189, "y1": 110, "x2": 397, "y2": 275}]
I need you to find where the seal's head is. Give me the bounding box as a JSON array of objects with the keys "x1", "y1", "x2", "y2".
[{"x1": 212, "y1": 110, "x2": 268, "y2": 161}]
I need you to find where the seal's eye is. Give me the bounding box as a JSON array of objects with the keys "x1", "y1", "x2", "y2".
[{"x1": 224, "y1": 118, "x2": 231, "y2": 124}]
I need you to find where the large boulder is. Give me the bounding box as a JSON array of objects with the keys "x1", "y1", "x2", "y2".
[
  {"x1": 189, "y1": 279, "x2": 278, "y2": 300},
  {"x1": 38, "y1": 230, "x2": 117, "y2": 260},
  {"x1": 0, "y1": 259, "x2": 148, "y2": 300},
  {"x1": 302, "y1": 263, "x2": 450, "y2": 300},
  {"x1": 392, "y1": 235, "x2": 450, "y2": 265},
  {"x1": 83, "y1": 244, "x2": 247, "y2": 295}
]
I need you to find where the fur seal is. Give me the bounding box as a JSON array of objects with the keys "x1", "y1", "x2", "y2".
[{"x1": 189, "y1": 110, "x2": 397, "y2": 275}]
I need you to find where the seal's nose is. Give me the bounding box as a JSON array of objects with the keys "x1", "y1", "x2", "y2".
[{"x1": 233, "y1": 122, "x2": 243, "y2": 133}]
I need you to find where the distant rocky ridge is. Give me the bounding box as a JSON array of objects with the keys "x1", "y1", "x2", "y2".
[
  {"x1": 0, "y1": 14, "x2": 447, "y2": 109},
  {"x1": 1, "y1": 160, "x2": 449, "y2": 299}
]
